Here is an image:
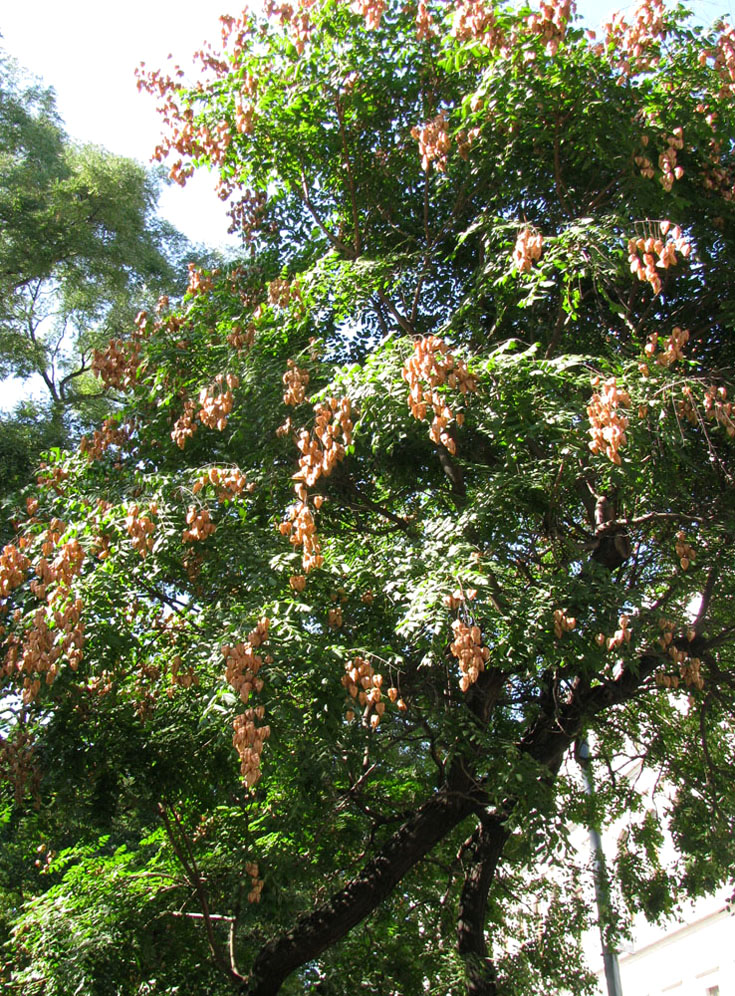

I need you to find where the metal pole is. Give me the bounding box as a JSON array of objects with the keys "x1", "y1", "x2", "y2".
[{"x1": 577, "y1": 739, "x2": 624, "y2": 996}]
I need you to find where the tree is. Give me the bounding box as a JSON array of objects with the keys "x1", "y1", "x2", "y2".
[
  {"x1": 2, "y1": 2, "x2": 735, "y2": 994},
  {"x1": 0, "y1": 51, "x2": 192, "y2": 427},
  {"x1": 0, "y1": 52, "x2": 195, "y2": 540}
]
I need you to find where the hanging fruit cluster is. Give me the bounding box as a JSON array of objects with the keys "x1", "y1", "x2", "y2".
[
  {"x1": 0, "y1": 727, "x2": 39, "y2": 803},
  {"x1": 293, "y1": 400, "x2": 353, "y2": 488},
  {"x1": 450, "y1": 618, "x2": 491, "y2": 692},
  {"x1": 553, "y1": 608, "x2": 576, "y2": 639},
  {"x1": 444, "y1": 588, "x2": 491, "y2": 691},
  {"x1": 280, "y1": 504, "x2": 322, "y2": 573},
  {"x1": 602, "y1": 0, "x2": 668, "y2": 77},
  {"x1": 350, "y1": 0, "x2": 387, "y2": 32},
  {"x1": 456, "y1": 126, "x2": 480, "y2": 160},
  {"x1": 283, "y1": 360, "x2": 310, "y2": 406},
  {"x1": 703, "y1": 385, "x2": 735, "y2": 437},
  {"x1": 587, "y1": 377, "x2": 631, "y2": 465},
  {"x1": 182, "y1": 506, "x2": 216, "y2": 543},
  {"x1": 444, "y1": 588, "x2": 476, "y2": 611},
  {"x1": 415, "y1": 0, "x2": 436, "y2": 40},
  {"x1": 80, "y1": 417, "x2": 132, "y2": 462},
  {"x1": 403, "y1": 336, "x2": 476, "y2": 455},
  {"x1": 192, "y1": 466, "x2": 252, "y2": 501},
  {"x1": 698, "y1": 20, "x2": 735, "y2": 99},
  {"x1": 268, "y1": 276, "x2": 302, "y2": 311},
  {"x1": 327, "y1": 605, "x2": 343, "y2": 629},
  {"x1": 171, "y1": 399, "x2": 198, "y2": 449},
  {"x1": 233, "y1": 92, "x2": 255, "y2": 135},
  {"x1": 341, "y1": 656, "x2": 402, "y2": 728},
  {"x1": 169, "y1": 654, "x2": 199, "y2": 691},
  {"x1": 643, "y1": 326, "x2": 689, "y2": 368},
  {"x1": 524, "y1": 0, "x2": 572, "y2": 57},
  {"x1": 125, "y1": 504, "x2": 157, "y2": 558},
  {"x1": 634, "y1": 140, "x2": 655, "y2": 180},
  {"x1": 452, "y1": 0, "x2": 505, "y2": 49},
  {"x1": 224, "y1": 618, "x2": 271, "y2": 787},
  {"x1": 36, "y1": 462, "x2": 70, "y2": 496},
  {"x1": 656, "y1": 619, "x2": 704, "y2": 690},
  {"x1": 91, "y1": 337, "x2": 142, "y2": 392},
  {"x1": 3, "y1": 594, "x2": 85, "y2": 704},
  {"x1": 245, "y1": 862, "x2": 264, "y2": 903},
  {"x1": 597, "y1": 614, "x2": 632, "y2": 652},
  {"x1": 675, "y1": 531, "x2": 696, "y2": 570},
  {"x1": 36, "y1": 536, "x2": 85, "y2": 593},
  {"x1": 186, "y1": 263, "x2": 214, "y2": 296},
  {"x1": 222, "y1": 617, "x2": 270, "y2": 704},
  {"x1": 227, "y1": 319, "x2": 256, "y2": 351},
  {"x1": 198, "y1": 374, "x2": 240, "y2": 431},
  {"x1": 233, "y1": 706, "x2": 271, "y2": 788},
  {"x1": 0, "y1": 544, "x2": 30, "y2": 599},
  {"x1": 512, "y1": 227, "x2": 543, "y2": 273},
  {"x1": 171, "y1": 375, "x2": 240, "y2": 448},
  {"x1": 224, "y1": 187, "x2": 266, "y2": 241},
  {"x1": 658, "y1": 128, "x2": 685, "y2": 191},
  {"x1": 411, "y1": 111, "x2": 450, "y2": 173},
  {"x1": 627, "y1": 221, "x2": 691, "y2": 296},
  {"x1": 280, "y1": 397, "x2": 353, "y2": 573}
]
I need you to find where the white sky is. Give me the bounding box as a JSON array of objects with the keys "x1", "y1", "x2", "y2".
[
  {"x1": 1, "y1": 0, "x2": 733, "y2": 249},
  {"x1": 1, "y1": 1, "x2": 238, "y2": 250}
]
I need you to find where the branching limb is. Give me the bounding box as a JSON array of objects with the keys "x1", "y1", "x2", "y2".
[
  {"x1": 238, "y1": 772, "x2": 483, "y2": 996},
  {"x1": 298, "y1": 168, "x2": 357, "y2": 259},
  {"x1": 377, "y1": 287, "x2": 415, "y2": 335},
  {"x1": 159, "y1": 803, "x2": 244, "y2": 983},
  {"x1": 335, "y1": 94, "x2": 362, "y2": 257}
]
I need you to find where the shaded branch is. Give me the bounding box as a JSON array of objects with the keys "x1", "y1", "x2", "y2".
[
  {"x1": 239, "y1": 770, "x2": 484, "y2": 996},
  {"x1": 298, "y1": 168, "x2": 357, "y2": 259}
]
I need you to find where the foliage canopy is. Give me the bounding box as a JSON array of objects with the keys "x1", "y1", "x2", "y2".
[
  {"x1": 2, "y1": 2, "x2": 735, "y2": 994},
  {"x1": 0, "y1": 52, "x2": 190, "y2": 528}
]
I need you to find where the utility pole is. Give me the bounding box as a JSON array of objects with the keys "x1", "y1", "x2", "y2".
[{"x1": 577, "y1": 738, "x2": 624, "y2": 996}]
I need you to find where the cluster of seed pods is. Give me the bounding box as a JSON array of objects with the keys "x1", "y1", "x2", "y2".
[
  {"x1": 512, "y1": 228, "x2": 543, "y2": 273},
  {"x1": 341, "y1": 656, "x2": 403, "y2": 728},
  {"x1": 411, "y1": 112, "x2": 450, "y2": 173},
  {"x1": 403, "y1": 336, "x2": 476, "y2": 456},
  {"x1": 587, "y1": 377, "x2": 631, "y2": 465},
  {"x1": 182, "y1": 506, "x2": 216, "y2": 543}
]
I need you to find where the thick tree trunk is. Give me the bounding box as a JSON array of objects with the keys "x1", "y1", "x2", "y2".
[
  {"x1": 239, "y1": 768, "x2": 485, "y2": 996},
  {"x1": 457, "y1": 816, "x2": 509, "y2": 996}
]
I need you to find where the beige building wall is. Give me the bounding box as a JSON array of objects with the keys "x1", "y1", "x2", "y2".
[{"x1": 588, "y1": 897, "x2": 735, "y2": 996}]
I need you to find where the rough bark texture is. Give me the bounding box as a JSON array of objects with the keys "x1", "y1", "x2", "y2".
[{"x1": 457, "y1": 817, "x2": 509, "y2": 996}]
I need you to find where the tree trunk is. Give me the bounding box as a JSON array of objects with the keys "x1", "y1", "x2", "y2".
[{"x1": 457, "y1": 816, "x2": 509, "y2": 996}]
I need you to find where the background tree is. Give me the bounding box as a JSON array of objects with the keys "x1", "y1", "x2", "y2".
[
  {"x1": 0, "y1": 51, "x2": 197, "y2": 538},
  {"x1": 2, "y1": 2, "x2": 735, "y2": 995}
]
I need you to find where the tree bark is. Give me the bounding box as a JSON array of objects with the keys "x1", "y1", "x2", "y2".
[
  {"x1": 239, "y1": 768, "x2": 485, "y2": 996},
  {"x1": 457, "y1": 816, "x2": 509, "y2": 996}
]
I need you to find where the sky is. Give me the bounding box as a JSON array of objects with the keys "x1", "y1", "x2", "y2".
[
  {"x1": 1, "y1": 0, "x2": 733, "y2": 249},
  {"x1": 1, "y1": 0, "x2": 239, "y2": 249}
]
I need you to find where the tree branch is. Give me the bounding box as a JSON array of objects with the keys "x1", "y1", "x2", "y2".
[
  {"x1": 298, "y1": 168, "x2": 357, "y2": 259},
  {"x1": 335, "y1": 94, "x2": 363, "y2": 257},
  {"x1": 238, "y1": 771, "x2": 483, "y2": 996},
  {"x1": 159, "y1": 803, "x2": 244, "y2": 983}
]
